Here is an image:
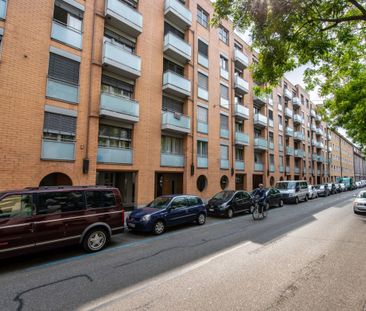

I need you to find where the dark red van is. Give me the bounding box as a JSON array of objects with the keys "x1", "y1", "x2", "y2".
[{"x1": 0, "y1": 186, "x2": 124, "y2": 259}]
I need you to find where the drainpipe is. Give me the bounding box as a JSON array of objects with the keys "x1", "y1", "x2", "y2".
[{"x1": 188, "y1": 23, "x2": 195, "y2": 179}]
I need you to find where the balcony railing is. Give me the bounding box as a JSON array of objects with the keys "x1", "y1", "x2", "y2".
[
  {"x1": 46, "y1": 77, "x2": 79, "y2": 103},
  {"x1": 0, "y1": 0, "x2": 6, "y2": 19},
  {"x1": 253, "y1": 94, "x2": 267, "y2": 106},
  {"x1": 100, "y1": 92, "x2": 139, "y2": 123},
  {"x1": 221, "y1": 159, "x2": 229, "y2": 169},
  {"x1": 51, "y1": 21, "x2": 82, "y2": 49},
  {"x1": 292, "y1": 96, "x2": 301, "y2": 107},
  {"x1": 163, "y1": 70, "x2": 191, "y2": 97},
  {"x1": 286, "y1": 166, "x2": 291, "y2": 173},
  {"x1": 220, "y1": 128, "x2": 229, "y2": 139},
  {"x1": 164, "y1": 0, "x2": 192, "y2": 30},
  {"x1": 268, "y1": 141, "x2": 274, "y2": 150},
  {"x1": 294, "y1": 131, "x2": 305, "y2": 141},
  {"x1": 105, "y1": 0, "x2": 143, "y2": 37},
  {"x1": 198, "y1": 86, "x2": 208, "y2": 101},
  {"x1": 284, "y1": 88, "x2": 292, "y2": 100},
  {"x1": 234, "y1": 75, "x2": 249, "y2": 94},
  {"x1": 197, "y1": 121, "x2": 208, "y2": 134},
  {"x1": 279, "y1": 165, "x2": 284, "y2": 173},
  {"x1": 285, "y1": 107, "x2": 293, "y2": 118},
  {"x1": 286, "y1": 146, "x2": 294, "y2": 156},
  {"x1": 279, "y1": 124, "x2": 283, "y2": 131},
  {"x1": 312, "y1": 139, "x2": 317, "y2": 146},
  {"x1": 294, "y1": 149, "x2": 305, "y2": 158},
  {"x1": 103, "y1": 39, "x2": 141, "y2": 79},
  {"x1": 312, "y1": 154, "x2": 318, "y2": 161},
  {"x1": 197, "y1": 156, "x2": 208, "y2": 168},
  {"x1": 293, "y1": 114, "x2": 302, "y2": 124},
  {"x1": 285, "y1": 127, "x2": 294, "y2": 137},
  {"x1": 328, "y1": 146, "x2": 333, "y2": 152},
  {"x1": 269, "y1": 119, "x2": 274, "y2": 127},
  {"x1": 310, "y1": 109, "x2": 316, "y2": 118},
  {"x1": 220, "y1": 97, "x2": 229, "y2": 109},
  {"x1": 279, "y1": 144, "x2": 284, "y2": 152},
  {"x1": 161, "y1": 111, "x2": 191, "y2": 134},
  {"x1": 317, "y1": 155, "x2": 324, "y2": 162},
  {"x1": 235, "y1": 160, "x2": 245, "y2": 170},
  {"x1": 278, "y1": 104, "x2": 283, "y2": 112},
  {"x1": 311, "y1": 124, "x2": 317, "y2": 131},
  {"x1": 234, "y1": 104, "x2": 249, "y2": 119},
  {"x1": 97, "y1": 146, "x2": 133, "y2": 164},
  {"x1": 294, "y1": 167, "x2": 300, "y2": 174},
  {"x1": 316, "y1": 141, "x2": 324, "y2": 149},
  {"x1": 41, "y1": 139, "x2": 75, "y2": 161},
  {"x1": 316, "y1": 128, "x2": 324, "y2": 136},
  {"x1": 254, "y1": 163, "x2": 264, "y2": 171},
  {"x1": 253, "y1": 113, "x2": 267, "y2": 127},
  {"x1": 198, "y1": 53, "x2": 208, "y2": 68},
  {"x1": 161, "y1": 152, "x2": 184, "y2": 167},
  {"x1": 315, "y1": 115, "x2": 322, "y2": 122},
  {"x1": 164, "y1": 32, "x2": 192, "y2": 63},
  {"x1": 235, "y1": 132, "x2": 249, "y2": 145},
  {"x1": 234, "y1": 49, "x2": 249, "y2": 70},
  {"x1": 269, "y1": 164, "x2": 275, "y2": 172},
  {"x1": 254, "y1": 138, "x2": 268, "y2": 150}
]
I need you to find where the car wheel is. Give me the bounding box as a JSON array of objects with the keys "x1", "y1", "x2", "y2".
[
  {"x1": 153, "y1": 220, "x2": 165, "y2": 235},
  {"x1": 83, "y1": 228, "x2": 108, "y2": 253},
  {"x1": 227, "y1": 208, "x2": 234, "y2": 218},
  {"x1": 295, "y1": 197, "x2": 299, "y2": 204},
  {"x1": 279, "y1": 199, "x2": 284, "y2": 207},
  {"x1": 197, "y1": 213, "x2": 206, "y2": 225}
]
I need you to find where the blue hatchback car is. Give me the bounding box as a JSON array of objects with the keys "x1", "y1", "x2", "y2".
[{"x1": 126, "y1": 195, "x2": 207, "y2": 235}]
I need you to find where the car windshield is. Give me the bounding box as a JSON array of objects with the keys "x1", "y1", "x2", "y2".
[
  {"x1": 276, "y1": 182, "x2": 296, "y2": 190},
  {"x1": 357, "y1": 192, "x2": 366, "y2": 198},
  {"x1": 316, "y1": 185, "x2": 324, "y2": 189},
  {"x1": 146, "y1": 197, "x2": 173, "y2": 209},
  {"x1": 212, "y1": 191, "x2": 235, "y2": 201}
]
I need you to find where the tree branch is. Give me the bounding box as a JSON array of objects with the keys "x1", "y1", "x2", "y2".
[
  {"x1": 319, "y1": 15, "x2": 366, "y2": 23},
  {"x1": 348, "y1": 0, "x2": 366, "y2": 18}
]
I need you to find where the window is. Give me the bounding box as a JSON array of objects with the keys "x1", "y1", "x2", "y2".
[
  {"x1": 254, "y1": 129, "x2": 261, "y2": 137},
  {"x1": 104, "y1": 29, "x2": 135, "y2": 53},
  {"x1": 120, "y1": 0, "x2": 138, "y2": 9},
  {"x1": 197, "y1": 6, "x2": 209, "y2": 28},
  {"x1": 53, "y1": 0, "x2": 83, "y2": 32},
  {"x1": 235, "y1": 147, "x2": 244, "y2": 160},
  {"x1": 269, "y1": 110, "x2": 273, "y2": 120},
  {"x1": 162, "y1": 96, "x2": 183, "y2": 113},
  {"x1": 254, "y1": 153, "x2": 262, "y2": 164},
  {"x1": 198, "y1": 39, "x2": 208, "y2": 58},
  {"x1": 269, "y1": 154, "x2": 275, "y2": 165},
  {"x1": 279, "y1": 135, "x2": 283, "y2": 145},
  {"x1": 279, "y1": 155, "x2": 284, "y2": 165},
  {"x1": 234, "y1": 41, "x2": 243, "y2": 51},
  {"x1": 220, "y1": 145, "x2": 228, "y2": 160},
  {"x1": 197, "y1": 175, "x2": 207, "y2": 192},
  {"x1": 36, "y1": 191, "x2": 85, "y2": 214},
  {"x1": 235, "y1": 95, "x2": 243, "y2": 105},
  {"x1": 161, "y1": 136, "x2": 183, "y2": 154},
  {"x1": 101, "y1": 75, "x2": 134, "y2": 99},
  {"x1": 197, "y1": 106, "x2": 208, "y2": 124},
  {"x1": 277, "y1": 95, "x2": 282, "y2": 105},
  {"x1": 164, "y1": 22, "x2": 184, "y2": 39},
  {"x1": 98, "y1": 125, "x2": 132, "y2": 149},
  {"x1": 85, "y1": 191, "x2": 116, "y2": 209},
  {"x1": 220, "y1": 84, "x2": 229, "y2": 99},
  {"x1": 220, "y1": 175, "x2": 229, "y2": 190},
  {"x1": 0, "y1": 32, "x2": 2, "y2": 49},
  {"x1": 197, "y1": 141, "x2": 208, "y2": 157},
  {"x1": 220, "y1": 55, "x2": 228, "y2": 72},
  {"x1": 278, "y1": 115, "x2": 283, "y2": 124},
  {"x1": 198, "y1": 72, "x2": 208, "y2": 90},
  {"x1": 235, "y1": 121, "x2": 243, "y2": 132},
  {"x1": 43, "y1": 112, "x2": 76, "y2": 142},
  {"x1": 219, "y1": 25, "x2": 229, "y2": 44},
  {"x1": 0, "y1": 195, "x2": 33, "y2": 219},
  {"x1": 220, "y1": 114, "x2": 228, "y2": 130},
  {"x1": 188, "y1": 196, "x2": 202, "y2": 206},
  {"x1": 269, "y1": 132, "x2": 274, "y2": 142},
  {"x1": 164, "y1": 58, "x2": 184, "y2": 76},
  {"x1": 48, "y1": 53, "x2": 80, "y2": 85},
  {"x1": 171, "y1": 197, "x2": 187, "y2": 209}
]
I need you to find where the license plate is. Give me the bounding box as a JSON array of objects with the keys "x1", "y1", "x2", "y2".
[
  {"x1": 128, "y1": 223, "x2": 136, "y2": 228},
  {"x1": 209, "y1": 208, "x2": 214, "y2": 212}
]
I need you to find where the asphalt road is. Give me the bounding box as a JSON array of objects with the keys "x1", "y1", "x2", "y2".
[{"x1": 0, "y1": 190, "x2": 365, "y2": 311}]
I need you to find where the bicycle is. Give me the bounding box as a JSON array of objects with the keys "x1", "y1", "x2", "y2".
[{"x1": 252, "y1": 196, "x2": 268, "y2": 220}]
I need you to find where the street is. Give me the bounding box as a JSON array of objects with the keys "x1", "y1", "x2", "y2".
[{"x1": 0, "y1": 190, "x2": 365, "y2": 311}]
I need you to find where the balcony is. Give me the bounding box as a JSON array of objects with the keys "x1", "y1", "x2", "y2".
[
  {"x1": 312, "y1": 139, "x2": 317, "y2": 147},
  {"x1": 318, "y1": 155, "x2": 324, "y2": 163},
  {"x1": 105, "y1": 0, "x2": 143, "y2": 37},
  {"x1": 286, "y1": 166, "x2": 291, "y2": 174},
  {"x1": 234, "y1": 75, "x2": 249, "y2": 95},
  {"x1": 284, "y1": 89, "x2": 292, "y2": 100},
  {"x1": 315, "y1": 115, "x2": 322, "y2": 122},
  {"x1": 235, "y1": 132, "x2": 249, "y2": 146},
  {"x1": 317, "y1": 169, "x2": 321, "y2": 175},
  {"x1": 103, "y1": 39, "x2": 141, "y2": 79},
  {"x1": 254, "y1": 138, "x2": 268, "y2": 151},
  {"x1": 268, "y1": 141, "x2": 274, "y2": 150},
  {"x1": 161, "y1": 153, "x2": 184, "y2": 167},
  {"x1": 100, "y1": 92, "x2": 139, "y2": 123},
  {"x1": 269, "y1": 164, "x2": 275, "y2": 172},
  {"x1": 164, "y1": 32, "x2": 191, "y2": 63},
  {"x1": 269, "y1": 119, "x2": 274, "y2": 127},
  {"x1": 286, "y1": 146, "x2": 294, "y2": 156},
  {"x1": 161, "y1": 111, "x2": 190, "y2": 134},
  {"x1": 279, "y1": 144, "x2": 284, "y2": 152},
  {"x1": 285, "y1": 127, "x2": 294, "y2": 137},
  {"x1": 253, "y1": 113, "x2": 267, "y2": 128},
  {"x1": 221, "y1": 159, "x2": 229, "y2": 169},
  {"x1": 278, "y1": 104, "x2": 283, "y2": 112},
  {"x1": 164, "y1": 0, "x2": 192, "y2": 30},
  {"x1": 279, "y1": 124, "x2": 283, "y2": 132},
  {"x1": 41, "y1": 139, "x2": 75, "y2": 161},
  {"x1": 235, "y1": 160, "x2": 245, "y2": 170},
  {"x1": 327, "y1": 133, "x2": 332, "y2": 140},
  {"x1": 0, "y1": 0, "x2": 6, "y2": 19},
  {"x1": 197, "y1": 156, "x2": 208, "y2": 168},
  {"x1": 312, "y1": 154, "x2": 318, "y2": 161},
  {"x1": 294, "y1": 149, "x2": 305, "y2": 158},
  {"x1": 328, "y1": 146, "x2": 333, "y2": 152},
  {"x1": 197, "y1": 121, "x2": 208, "y2": 134},
  {"x1": 294, "y1": 167, "x2": 300, "y2": 174},
  {"x1": 220, "y1": 128, "x2": 229, "y2": 139},
  {"x1": 268, "y1": 98, "x2": 273, "y2": 106},
  {"x1": 46, "y1": 77, "x2": 79, "y2": 103},
  {"x1": 311, "y1": 124, "x2": 317, "y2": 131},
  {"x1": 316, "y1": 128, "x2": 324, "y2": 136},
  {"x1": 198, "y1": 86, "x2": 208, "y2": 101},
  {"x1": 253, "y1": 94, "x2": 267, "y2": 106},
  {"x1": 317, "y1": 142, "x2": 324, "y2": 149},
  {"x1": 220, "y1": 97, "x2": 229, "y2": 109},
  {"x1": 279, "y1": 165, "x2": 284, "y2": 173},
  {"x1": 292, "y1": 96, "x2": 301, "y2": 107},
  {"x1": 234, "y1": 104, "x2": 249, "y2": 119},
  {"x1": 294, "y1": 131, "x2": 305, "y2": 141},
  {"x1": 97, "y1": 146, "x2": 133, "y2": 164},
  {"x1": 293, "y1": 114, "x2": 302, "y2": 124},
  {"x1": 220, "y1": 68, "x2": 229, "y2": 80},
  {"x1": 51, "y1": 21, "x2": 82, "y2": 49},
  {"x1": 163, "y1": 71, "x2": 191, "y2": 98},
  {"x1": 285, "y1": 107, "x2": 293, "y2": 119},
  {"x1": 303, "y1": 168, "x2": 307, "y2": 174},
  {"x1": 328, "y1": 158, "x2": 333, "y2": 164},
  {"x1": 310, "y1": 109, "x2": 316, "y2": 118},
  {"x1": 254, "y1": 163, "x2": 264, "y2": 171},
  {"x1": 234, "y1": 49, "x2": 249, "y2": 70},
  {"x1": 198, "y1": 53, "x2": 208, "y2": 68}
]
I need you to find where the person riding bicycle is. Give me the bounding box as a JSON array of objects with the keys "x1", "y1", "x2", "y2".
[{"x1": 252, "y1": 183, "x2": 266, "y2": 200}]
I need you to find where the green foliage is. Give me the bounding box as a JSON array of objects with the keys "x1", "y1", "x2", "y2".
[{"x1": 213, "y1": 0, "x2": 366, "y2": 148}]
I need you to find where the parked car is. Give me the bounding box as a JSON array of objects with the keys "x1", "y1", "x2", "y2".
[
  {"x1": 262, "y1": 188, "x2": 284, "y2": 208},
  {"x1": 127, "y1": 195, "x2": 206, "y2": 235},
  {"x1": 328, "y1": 183, "x2": 337, "y2": 194},
  {"x1": 353, "y1": 191, "x2": 366, "y2": 216},
  {"x1": 0, "y1": 186, "x2": 124, "y2": 259},
  {"x1": 315, "y1": 184, "x2": 330, "y2": 197},
  {"x1": 308, "y1": 185, "x2": 318, "y2": 199},
  {"x1": 275, "y1": 180, "x2": 309, "y2": 204},
  {"x1": 334, "y1": 183, "x2": 342, "y2": 193},
  {"x1": 207, "y1": 190, "x2": 254, "y2": 218},
  {"x1": 339, "y1": 183, "x2": 346, "y2": 192}
]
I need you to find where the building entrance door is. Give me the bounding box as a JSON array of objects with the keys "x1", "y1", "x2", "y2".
[{"x1": 155, "y1": 173, "x2": 183, "y2": 197}]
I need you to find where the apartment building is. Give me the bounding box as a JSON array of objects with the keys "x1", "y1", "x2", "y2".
[
  {"x1": 0, "y1": 0, "x2": 362, "y2": 207},
  {"x1": 354, "y1": 147, "x2": 366, "y2": 181}
]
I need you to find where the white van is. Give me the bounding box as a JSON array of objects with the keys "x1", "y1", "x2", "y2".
[{"x1": 275, "y1": 180, "x2": 309, "y2": 204}]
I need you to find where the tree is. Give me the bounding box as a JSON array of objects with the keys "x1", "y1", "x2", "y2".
[{"x1": 212, "y1": 0, "x2": 366, "y2": 149}]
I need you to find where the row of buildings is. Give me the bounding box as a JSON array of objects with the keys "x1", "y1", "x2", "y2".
[{"x1": 0, "y1": 0, "x2": 365, "y2": 208}]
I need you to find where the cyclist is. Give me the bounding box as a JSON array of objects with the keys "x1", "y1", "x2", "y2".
[
  {"x1": 252, "y1": 183, "x2": 266, "y2": 200},
  {"x1": 252, "y1": 183, "x2": 267, "y2": 218}
]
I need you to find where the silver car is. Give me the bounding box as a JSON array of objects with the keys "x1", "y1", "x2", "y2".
[
  {"x1": 354, "y1": 191, "x2": 366, "y2": 216},
  {"x1": 308, "y1": 185, "x2": 318, "y2": 199}
]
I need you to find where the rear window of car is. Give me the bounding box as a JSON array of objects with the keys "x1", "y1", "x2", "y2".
[
  {"x1": 85, "y1": 191, "x2": 116, "y2": 209},
  {"x1": 36, "y1": 191, "x2": 85, "y2": 214}
]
